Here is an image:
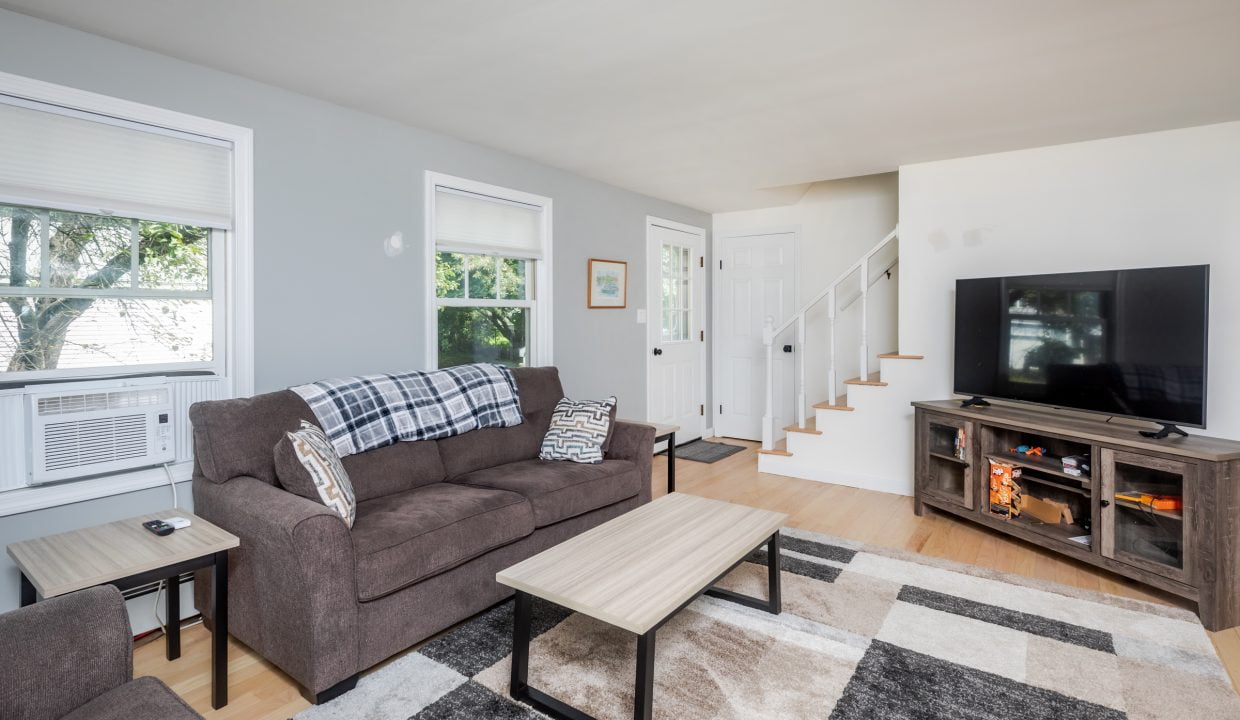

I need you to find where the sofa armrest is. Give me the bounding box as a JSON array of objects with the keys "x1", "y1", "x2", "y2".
[
  {"x1": 606, "y1": 421, "x2": 656, "y2": 504},
  {"x1": 0, "y1": 585, "x2": 132, "y2": 720},
  {"x1": 192, "y1": 476, "x2": 359, "y2": 695}
]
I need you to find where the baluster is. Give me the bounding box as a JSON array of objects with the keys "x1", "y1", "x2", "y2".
[
  {"x1": 858, "y1": 257, "x2": 869, "y2": 381},
  {"x1": 796, "y1": 314, "x2": 806, "y2": 428},
  {"x1": 827, "y1": 287, "x2": 837, "y2": 407},
  {"x1": 761, "y1": 316, "x2": 775, "y2": 451}
]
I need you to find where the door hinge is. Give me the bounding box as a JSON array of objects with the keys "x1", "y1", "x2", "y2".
[
  {"x1": 700, "y1": 404, "x2": 704, "y2": 416},
  {"x1": 699, "y1": 330, "x2": 704, "y2": 341},
  {"x1": 718, "y1": 260, "x2": 723, "y2": 270},
  {"x1": 719, "y1": 404, "x2": 723, "y2": 414}
]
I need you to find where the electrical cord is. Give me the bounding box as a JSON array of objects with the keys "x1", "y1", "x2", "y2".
[{"x1": 155, "y1": 462, "x2": 178, "y2": 635}]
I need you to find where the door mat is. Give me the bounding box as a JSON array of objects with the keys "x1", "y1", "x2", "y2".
[{"x1": 660, "y1": 439, "x2": 744, "y2": 464}]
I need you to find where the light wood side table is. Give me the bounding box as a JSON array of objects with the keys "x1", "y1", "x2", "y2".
[
  {"x1": 7, "y1": 510, "x2": 239, "y2": 709},
  {"x1": 619, "y1": 419, "x2": 680, "y2": 492}
]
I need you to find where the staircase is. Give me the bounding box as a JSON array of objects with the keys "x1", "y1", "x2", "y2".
[{"x1": 755, "y1": 226, "x2": 927, "y2": 496}]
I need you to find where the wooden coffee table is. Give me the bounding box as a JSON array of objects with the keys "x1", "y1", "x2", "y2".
[{"x1": 496, "y1": 492, "x2": 787, "y2": 720}]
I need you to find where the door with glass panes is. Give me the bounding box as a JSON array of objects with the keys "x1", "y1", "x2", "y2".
[{"x1": 647, "y1": 220, "x2": 705, "y2": 443}]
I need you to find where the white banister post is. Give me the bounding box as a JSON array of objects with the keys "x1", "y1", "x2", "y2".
[
  {"x1": 859, "y1": 256, "x2": 870, "y2": 381},
  {"x1": 827, "y1": 287, "x2": 837, "y2": 406},
  {"x1": 761, "y1": 316, "x2": 775, "y2": 451},
  {"x1": 796, "y1": 313, "x2": 806, "y2": 428}
]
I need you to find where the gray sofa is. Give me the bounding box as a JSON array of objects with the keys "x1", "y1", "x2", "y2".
[
  {"x1": 0, "y1": 585, "x2": 202, "y2": 720},
  {"x1": 189, "y1": 366, "x2": 653, "y2": 702}
]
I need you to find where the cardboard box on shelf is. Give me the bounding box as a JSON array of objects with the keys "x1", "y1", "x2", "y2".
[{"x1": 1019, "y1": 495, "x2": 1065, "y2": 525}]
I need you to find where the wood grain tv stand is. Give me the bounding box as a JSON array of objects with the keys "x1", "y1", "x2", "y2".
[{"x1": 912, "y1": 399, "x2": 1240, "y2": 631}]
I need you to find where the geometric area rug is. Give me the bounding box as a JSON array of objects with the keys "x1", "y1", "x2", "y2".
[{"x1": 295, "y1": 527, "x2": 1240, "y2": 720}]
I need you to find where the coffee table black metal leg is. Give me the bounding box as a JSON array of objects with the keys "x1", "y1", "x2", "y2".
[
  {"x1": 212, "y1": 550, "x2": 229, "y2": 709},
  {"x1": 19, "y1": 573, "x2": 36, "y2": 607},
  {"x1": 510, "y1": 590, "x2": 531, "y2": 699},
  {"x1": 166, "y1": 572, "x2": 181, "y2": 660},
  {"x1": 634, "y1": 630, "x2": 656, "y2": 720},
  {"x1": 767, "y1": 531, "x2": 782, "y2": 614},
  {"x1": 666, "y1": 432, "x2": 676, "y2": 493},
  {"x1": 703, "y1": 531, "x2": 782, "y2": 614}
]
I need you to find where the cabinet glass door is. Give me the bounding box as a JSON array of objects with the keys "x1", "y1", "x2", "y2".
[
  {"x1": 1101, "y1": 449, "x2": 1194, "y2": 584},
  {"x1": 920, "y1": 414, "x2": 974, "y2": 510}
]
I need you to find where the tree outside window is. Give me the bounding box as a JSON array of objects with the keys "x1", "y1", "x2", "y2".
[
  {"x1": 435, "y1": 251, "x2": 530, "y2": 368},
  {"x1": 0, "y1": 204, "x2": 213, "y2": 374}
]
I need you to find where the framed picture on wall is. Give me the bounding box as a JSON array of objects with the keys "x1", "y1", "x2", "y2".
[{"x1": 588, "y1": 258, "x2": 627, "y2": 308}]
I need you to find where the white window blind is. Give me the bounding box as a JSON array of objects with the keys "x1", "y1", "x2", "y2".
[
  {"x1": 0, "y1": 96, "x2": 233, "y2": 229},
  {"x1": 434, "y1": 186, "x2": 543, "y2": 258}
]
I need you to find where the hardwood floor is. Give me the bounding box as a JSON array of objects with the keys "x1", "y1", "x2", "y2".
[{"x1": 136, "y1": 440, "x2": 1240, "y2": 718}]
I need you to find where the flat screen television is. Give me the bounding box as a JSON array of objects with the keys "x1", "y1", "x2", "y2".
[{"x1": 954, "y1": 265, "x2": 1209, "y2": 430}]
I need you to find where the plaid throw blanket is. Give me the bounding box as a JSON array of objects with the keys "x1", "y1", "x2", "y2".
[{"x1": 290, "y1": 364, "x2": 523, "y2": 457}]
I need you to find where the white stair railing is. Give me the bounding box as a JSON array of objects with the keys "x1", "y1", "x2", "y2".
[{"x1": 761, "y1": 226, "x2": 898, "y2": 451}]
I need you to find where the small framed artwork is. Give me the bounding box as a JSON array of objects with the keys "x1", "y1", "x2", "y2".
[{"x1": 588, "y1": 258, "x2": 628, "y2": 308}]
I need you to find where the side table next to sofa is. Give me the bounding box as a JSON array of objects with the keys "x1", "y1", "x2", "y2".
[{"x1": 6, "y1": 511, "x2": 239, "y2": 709}]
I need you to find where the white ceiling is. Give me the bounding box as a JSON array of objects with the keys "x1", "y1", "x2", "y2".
[{"x1": 5, "y1": 0, "x2": 1240, "y2": 212}]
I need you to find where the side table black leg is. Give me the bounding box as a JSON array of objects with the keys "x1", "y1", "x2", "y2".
[
  {"x1": 166, "y1": 573, "x2": 181, "y2": 660},
  {"x1": 667, "y1": 433, "x2": 676, "y2": 494},
  {"x1": 510, "y1": 591, "x2": 531, "y2": 699},
  {"x1": 20, "y1": 573, "x2": 36, "y2": 607},
  {"x1": 767, "y1": 531, "x2": 782, "y2": 614},
  {"x1": 634, "y1": 629, "x2": 656, "y2": 720},
  {"x1": 212, "y1": 550, "x2": 229, "y2": 709}
]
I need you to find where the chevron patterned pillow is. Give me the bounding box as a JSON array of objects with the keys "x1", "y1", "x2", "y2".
[
  {"x1": 277, "y1": 420, "x2": 357, "y2": 527},
  {"x1": 539, "y1": 396, "x2": 617, "y2": 464}
]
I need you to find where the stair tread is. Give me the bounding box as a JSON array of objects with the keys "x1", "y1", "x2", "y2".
[
  {"x1": 813, "y1": 394, "x2": 855, "y2": 411},
  {"x1": 783, "y1": 418, "x2": 822, "y2": 435},
  {"x1": 759, "y1": 438, "x2": 793, "y2": 457},
  {"x1": 844, "y1": 372, "x2": 887, "y2": 387},
  {"x1": 878, "y1": 352, "x2": 924, "y2": 360}
]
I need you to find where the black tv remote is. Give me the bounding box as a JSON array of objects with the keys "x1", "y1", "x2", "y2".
[{"x1": 143, "y1": 520, "x2": 175, "y2": 536}]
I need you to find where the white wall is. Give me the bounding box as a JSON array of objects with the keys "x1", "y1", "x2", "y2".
[
  {"x1": 900, "y1": 121, "x2": 1240, "y2": 440},
  {"x1": 713, "y1": 174, "x2": 899, "y2": 415}
]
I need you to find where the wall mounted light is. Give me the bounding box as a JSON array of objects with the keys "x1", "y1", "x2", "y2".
[{"x1": 383, "y1": 231, "x2": 405, "y2": 257}]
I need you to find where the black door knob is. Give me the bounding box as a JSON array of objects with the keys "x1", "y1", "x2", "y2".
[
  {"x1": 652, "y1": 347, "x2": 663, "y2": 356},
  {"x1": 783, "y1": 344, "x2": 794, "y2": 353}
]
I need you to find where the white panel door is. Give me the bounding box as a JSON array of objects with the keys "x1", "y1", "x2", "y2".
[
  {"x1": 715, "y1": 232, "x2": 796, "y2": 440},
  {"x1": 647, "y1": 220, "x2": 705, "y2": 443}
]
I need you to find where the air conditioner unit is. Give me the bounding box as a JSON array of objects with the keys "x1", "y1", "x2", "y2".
[{"x1": 26, "y1": 378, "x2": 175, "y2": 485}]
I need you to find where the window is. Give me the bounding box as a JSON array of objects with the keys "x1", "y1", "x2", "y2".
[
  {"x1": 0, "y1": 90, "x2": 242, "y2": 384},
  {"x1": 660, "y1": 244, "x2": 692, "y2": 342},
  {"x1": 0, "y1": 204, "x2": 215, "y2": 374},
  {"x1": 427, "y1": 174, "x2": 551, "y2": 369}
]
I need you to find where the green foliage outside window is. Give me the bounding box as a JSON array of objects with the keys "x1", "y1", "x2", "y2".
[{"x1": 436, "y1": 252, "x2": 530, "y2": 368}]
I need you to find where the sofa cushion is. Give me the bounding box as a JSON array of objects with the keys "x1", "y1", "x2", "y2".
[
  {"x1": 274, "y1": 421, "x2": 357, "y2": 527},
  {"x1": 62, "y1": 676, "x2": 201, "y2": 720},
  {"x1": 339, "y1": 439, "x2": 446, "y2": 502},
  {"x1": 190, "y1": 389, "x2": 316, "y2": 485},
  {"x1": 452, "y1": 458, "x2": 640, "y2": 527},
  {"x1": 350, "y1": 483, "x2": 534, "y2": 601},
  {"x1": 438, "y1": 366, "x2": 565, "y2": 478}
]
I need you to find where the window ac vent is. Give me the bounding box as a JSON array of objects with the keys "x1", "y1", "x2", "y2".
[
  {"x1": 26, "y1": 382, "x2": 175, "y2": 485},
  {"x1": 37, "y1": 388, "x2": 168, "y2": 416}
]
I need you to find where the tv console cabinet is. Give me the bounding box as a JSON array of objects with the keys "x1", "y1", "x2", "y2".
[{"x1": 912, "y1": 399, "x2": 1240, "y2": 631}]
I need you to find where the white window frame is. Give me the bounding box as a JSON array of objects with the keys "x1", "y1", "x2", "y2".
[
  {"x1": 0, "y1": 70, "x2": 254, "y2": 395},
  {"x1": 424, "y1": 171, "x2": 553, "y2": 369},
  {"x1": 0, "y1": 71, "x2": 253, "y2": 516}
]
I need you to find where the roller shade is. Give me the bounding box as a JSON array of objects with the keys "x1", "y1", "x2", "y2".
[
  {"x1": 435, "y1": 186, "x2": 543, "y2": 258},
  {"x1": 0, "y1": 96, "x2": 233, "y2": 229}
]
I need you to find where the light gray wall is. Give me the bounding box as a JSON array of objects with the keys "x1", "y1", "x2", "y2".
[{"x1": 0, "y1": 8, "x2": 711, "y2": 618}]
